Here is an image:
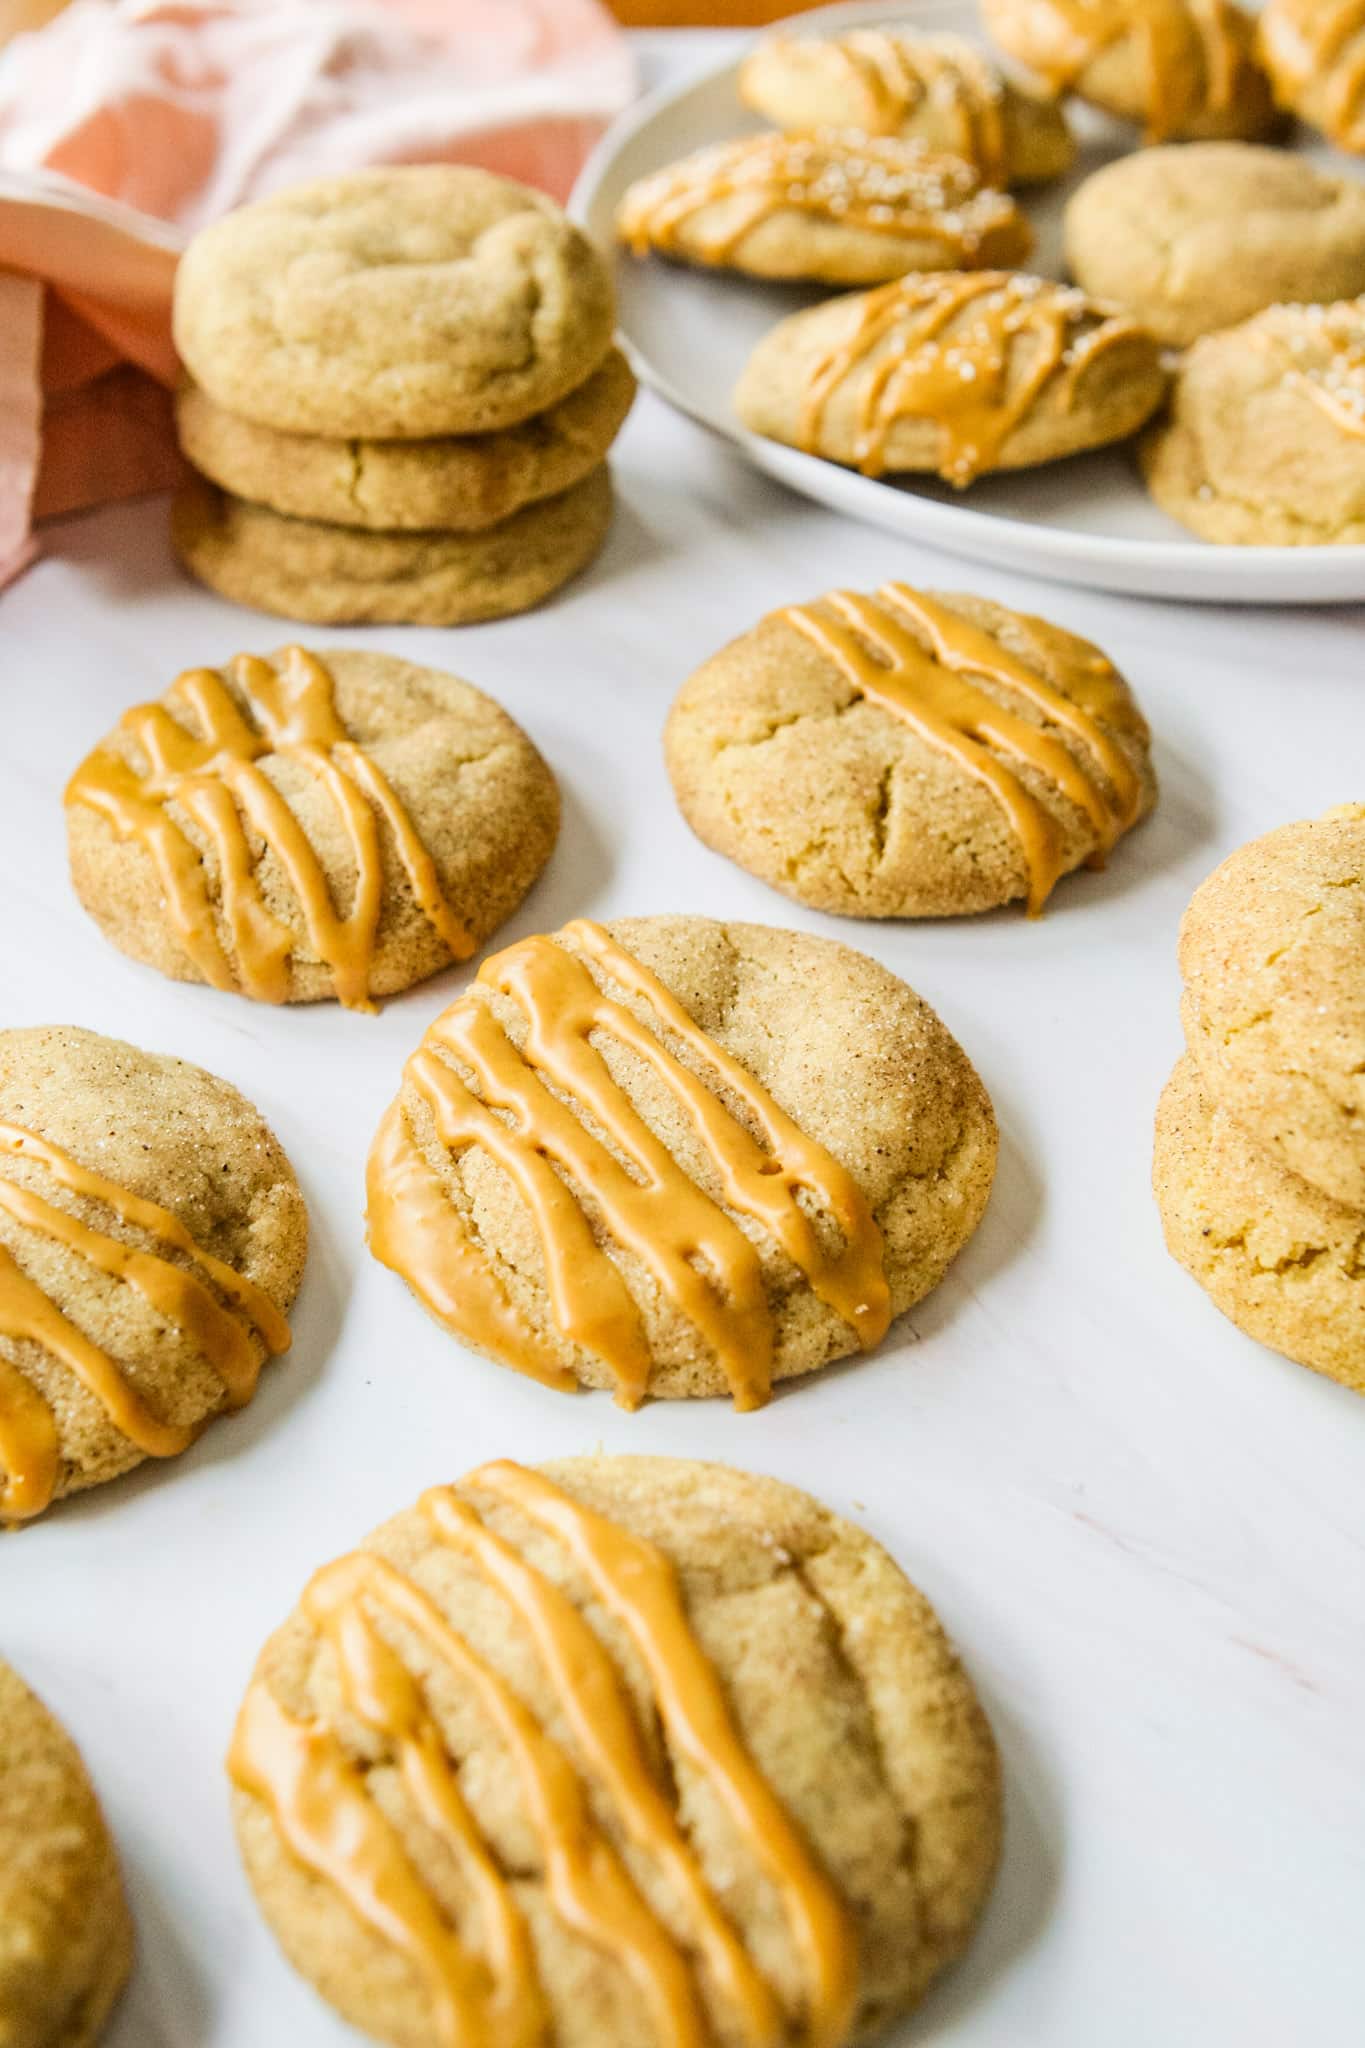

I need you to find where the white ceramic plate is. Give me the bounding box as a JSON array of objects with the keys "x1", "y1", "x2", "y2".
[{"x1": 573, "y1": 0, "x2": 1365, "y2": 604}]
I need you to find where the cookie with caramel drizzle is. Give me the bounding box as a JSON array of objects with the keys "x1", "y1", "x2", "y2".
[
  {"x1": 229, "y1": 1455, "x2": 1003, "y2": 2048},
  {"x1": 64, "y1": 645, "x2": 558, "y2": 1011},
  {"x1": 367, "y1": 916, "x2": 996, "y2": 1406},
  {"x1": 0, "y1": 1025, "x2": 304, "y2": 1522},
  {"x1": 735, "y1": 270, "x2": 1165, "y2": 486},
  {"x1": 616, "y1": 130, "x2": 1032, "y2": 285},
  {"x1": 1260, "y1": 0, "x2": 1365, "y2": 152}
]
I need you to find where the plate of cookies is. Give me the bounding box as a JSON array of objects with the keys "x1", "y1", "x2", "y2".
[{"x1": 575, "y1": 0, "x2": 1365, "y2": 602}]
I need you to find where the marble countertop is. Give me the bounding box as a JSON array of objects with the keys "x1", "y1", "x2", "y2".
[{"x1": 2, "y1": 32, "x2": 1363, "y2": 2048}]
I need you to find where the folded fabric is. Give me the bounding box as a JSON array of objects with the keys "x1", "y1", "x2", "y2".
[{"x1": 0, "y1": 0, "x2": 635, "y2": 587}]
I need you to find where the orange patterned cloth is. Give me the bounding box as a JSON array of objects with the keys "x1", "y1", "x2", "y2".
[{"x1": 0, "y1": 0, "x2": 635, "y2": 585}]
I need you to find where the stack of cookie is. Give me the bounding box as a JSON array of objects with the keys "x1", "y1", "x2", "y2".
[
  {"x1": 169, "y1": 166, "x2": 633, "y2": 625},
  {"x1": 1154, "y1": 804, "x2": 1365, "y2": 1393}
]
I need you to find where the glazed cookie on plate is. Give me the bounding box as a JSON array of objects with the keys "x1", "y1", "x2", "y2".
[
  {"x1": 666, "y1": 583, "x2": 1155, "y2": 919},
  {"x1": 174, "y1": 348, "x2": 635, "y2": 533},
  {"x1": 172, "y1": 468, "x2": 613, "y2": 626},
  {"x1": 229, "y1": 1454, "x2": 1003, "y2": 2047},
  {"x1": 739, "y1": 27, "x2": 1076, "y2": 185},
  {"x1": 616, "y1": 131, "x2": 1033, "y2": 284},
  {"x1": 0, "y1": 1026, "x2": 305, "y2": 1523},
  {"x1": 0, "y1": 1660, "x2": 133, "y2": 2043},
  {"x1": 1179, "y1": 805, "x2": 1365, "y2": 1210},
  {"x1": 172, "y1": 166, "x2": 616, "y2": 437},
  {"x1": 735, "y1": 271, "x2": 1165, "y2": 485},
  {"x1": 1065, "y1": 145, "x2": 1365, "y2": 346},
  {"x1": 367, "y1": 916, "x2": 996, "y2": 1408},
  {"x1": 1140, "y1": 299, "x2": 1365, "y2": 545},
  {"x1": 1259, "y1": 0, "x2": 1365, "y2": 152},
  {"x1": 1154, "y1": 1054, "x2": 1364, "y2": 1392},
  {"x1": 981, "y1": 0, "x2": 1277, "y2": 140},
  {"x1": 65, "y1": 644, "x2": 558, "y2": 1009}
]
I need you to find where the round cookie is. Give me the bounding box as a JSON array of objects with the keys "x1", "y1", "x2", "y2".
[
  {"x1": 0, "y1": 1026, "x2": 305, "y2": 1522},
  {"x1": 172, "y1": 166, "x2": 616, "y2": 438},
  {"x1": 981, "y1": 0, "x2": 1277, "y2": 141},
  {"x1": 366, "y1": 915, "x2": 997, "y2": 1408},
  {"x1": 1178, "y1": 805, "x2": 1365, "y2": 1209},
  {"x1": 1065, "y1": 145, "x2": 1365, "y2": 347},
  {"x1": 616, "y1": 131, "x2": 1033, "y2": 286},
  {"x1": 229, "y1": 1454, "x2": 1004, "y2": 2048},
  {"x1": 174, "y1": 349, "x2": 635, "y2": 533},
  {"x1": 171, "y1": 466, "x2": 613, "y2": 625},
  {"x1": 665, "y1": 584, "x2": 1156, "y2": 919},
  {"x1": 0, "y1": 1661, "x2": 133, "y2": 2044},
  {"x1": 1153, "y1": 1054, "x2": 1364, "y2": 1392},
  {"x1": 738, "y1": 28, "x2": 1076, "y2": 185},
  {"x1": 65, "y1": 645, "x2": 559, "y2": 1009},
  {"x1": 1140, "y1": 299, "x2": 1365, "y2": 545},
  {"x1": 1259, "y1": 0, "x2": 1365, "y2": 153},
  {"x1": 735, "y1": 272, "x2": 1166, "y2": 485}
]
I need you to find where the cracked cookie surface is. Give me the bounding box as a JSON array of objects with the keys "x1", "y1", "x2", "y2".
[
  {"x1": 1065, "y1": 145, "x2": 1365, "y2": 346},
  {"x1": 1154, "y1": 1053, "x2": 1364, "y2": 1390},
  {"x1": 665, "y1": 589, "x2": 1155, "y2": 919},
  {"x1": 230, "y1": 1454, "x2": 1003, "y2": 2048},
  {"x1": 1178, "y1": 805, "x2": 1365, "y2": 1208}
]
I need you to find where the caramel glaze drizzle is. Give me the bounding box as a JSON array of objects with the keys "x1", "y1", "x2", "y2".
[
  {"x1": 367, "y1": 920, "x2": 890, "y2": 1411},
  {"x1": 618, "y1": 131, "x2": 1014, "y2": 269},
  {"x1": 795, "y1": 271, "x2": 1142, "y2": 486},
  {"x1": 784, "y1": 583, "x2": 1143, "y2": 916},
  {"x1": 1012, "y1": 0, "x2": 1242, "y2": 139},
  {"x1": 0, "y1": 1122, "x2": 291, "y2": 1522},
  {"x1": 228, "y1": 1461, "x2": 857, "y2": 2048},
  {"x1": 823, "y1": 32, "x2": 1011, "y2": 184},
  {"x1": 65, "y1": 646, "x2": 473, "y2": 1013}
]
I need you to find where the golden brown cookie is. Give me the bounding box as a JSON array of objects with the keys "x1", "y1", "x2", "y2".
[
  {"x1": 981, "y1": 0, "x2": 1277, "y2": 140},
  {"x1": 1153, "y1": 1054, "x2": 1364, "y2": 1393},
  {"x1": 1065, "y1": 145, "x2": 1365, "y2": 347},
  {"x1": 0, "y1": 1026, "x2": 305, "y2": 1522},
  {"x1": 0, "y1": 1661, "x2": 133, "y2": 2044},
  {"x1": 174, "y1": 349, "x2": 635, "y2": 532},
  {"x1": 1178, "y1": 805, "x2": 1365, "y2": 1209},
  {"x1": 1140, "y1": 299, "x2": 1365, "y2": 545},
  {"x1": 65, "y1": 644, "x2": 559, "y2": 1010},
  {"x1": 229, "y1": 1454, "x2": 1003, "y2": 2048},
  {"x1": 616, "y1": 130, "x2": 1032, "y2": 285},
  {"x1": 735, "y1": 271, "x2": 1166, "y2": 485},
  {"x1": 1259, "y1": 0, "x2": 1365, "y2": 153},
  {"x1": 666, "y1": 583, "x2": 1156, "y2": 919},
  {"x1": 366, "y1": 916, "x2": 996, "y2": 1408},
  {"x1": 739, "y1": 27, "x2": 1076, "y2": 185},
  {"x1": 172, "y1": 167, "x2": 616, "y2": 437},
  {"x1": 171, "y1": 467, "x2": 613, "y2": 625}
]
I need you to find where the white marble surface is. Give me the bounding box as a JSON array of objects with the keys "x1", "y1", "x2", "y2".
[{"x1": 2, "y1": 32, "x2": 1364, "y2": 2048}]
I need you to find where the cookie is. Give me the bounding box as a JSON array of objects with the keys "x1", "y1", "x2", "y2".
[
  {"x1": 229, "y1": 1454, "x2": 1003, "y2": 2048},
  {"x1": 172, "y1": 167, "x2": 616, "y2": 438},
  {"x1": 616, "y1": 131, "x2": 1032, "y2": 285},
  {"x1": 174, "y1": 349, "x2": 635, "y2": 533},
  {"x1": 0, "y1": 1026, "x2": 305, "y2": 1522},
  {"x1": 1065, "y1": 145, "x2": 1365, "y2": 346},
  {"x1": 666, "y1": 583, "x2": 1155, "y2": 919},
  {"x1": 366, "y1": 915, "x2": 996, "y2": 1408},
  {"x1": 1178, "y1": 805, "x2": 1365, "y2": 1210},
  {"x1": 738, "y1": 28, "x2": 1076, "y2": 185},
  {"x1": 735, "y1": 271, "x2": 1165, "y2": 485},
  {"x1": 0, "y1": 1661, "x2": 133, "y2": 2044},
  {"x1": 66, "y1": 645, "x2": 559, "y2": 1010},
  {"x1": 171, "y1": 466, "x2": 613, "y2": 625},
  {"x1": 981, "y1": 0, "x2": 1277, "y2": 141},
  {"x1": 1153, "y1": 1054, "x2": 1364, "y2": 1393},
  {"x1": 1259, "y1": 0, "x2": 1365, "y2": 153},
  {"x1": 1140, "y1": 299, "x2": 1365, "y2": 545}
]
